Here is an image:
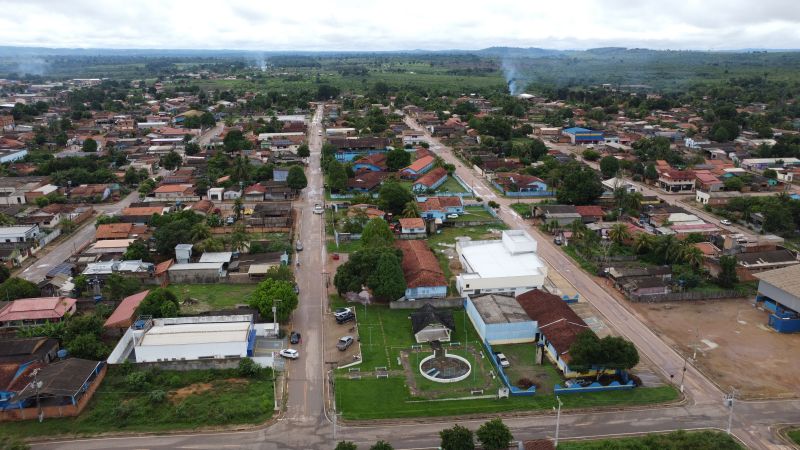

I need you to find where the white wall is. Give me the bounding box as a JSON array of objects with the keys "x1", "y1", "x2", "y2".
[
  {"x1": 456, "y1": 274, "x2": 545, "y2": 296},
  {"x1": 135, "y1": 341, "x2": 248, "y2": 363}
]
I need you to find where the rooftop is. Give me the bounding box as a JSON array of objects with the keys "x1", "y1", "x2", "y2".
[
  {"x1": 104, "y1": 290, "x2": 149, "y2": 328},
  {"x1": 139, "y1": 320, "x2": 251, "y2": 346},
  {"x1": 516, "y1": 290, "x2": 590, "y2": 355},
  {"x1": 458, "y1": 231, "x2": 546, "y2": 278},
  {"x1": 755, "y1": 265, "x2": 800, "y2": 297},
  {"x1": 470, "y1": 293, "x2": 532, "y2": 324},
  {"x1": 0, "y1": 297, "x2": 76, "y2": 322}
]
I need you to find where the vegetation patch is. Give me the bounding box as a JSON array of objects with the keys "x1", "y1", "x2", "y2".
[{"x1": 559, "y1": 430, "x2": 743, "y2": 449}]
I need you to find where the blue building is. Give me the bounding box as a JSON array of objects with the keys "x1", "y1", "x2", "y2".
[
  {"x1": 754, "y1": 265, "x2": 800, "y2": 333},
  {"x1": 562, "y1": 127, "x2": 604, "y2": 145},
  {"x1": 417, "y1": 196, "x2": 464, "y2": 221},
  {"x1": 412, "y1": 167, "x2": 448, "y2": 192},
  {"x1": 464, "y1": 293, "x2": 537, "y2": 345}
]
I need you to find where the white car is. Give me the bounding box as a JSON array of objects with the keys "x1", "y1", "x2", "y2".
[
  {"x1": 495, "y1": 353, "x2": 510, "y2": 368},
  {"x1": 447, "y1": 213, "x2": 459, "y2": 219},
  {"x1": 279, "y1": 349, "x2": 299, "y2": 359},
  {"x1": 720, "y1": 219, "x2": 732, "y2": 226},
  {"x1": 313, "y1": 204, "x2": 324, "y2": 214}
]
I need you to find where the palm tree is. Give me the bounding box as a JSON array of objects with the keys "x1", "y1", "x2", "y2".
[
  {"x1": 633, "y1": 233, "x2": 655, "y2": 254},
  {"x1": 654, "y1": 235, "x2": 680, "y2": 264},
  {"x1": 569, "y1": 220, "x2": 588, "y2": 242},
  {"x1": 189, "y1": 223, "x2": 211, "y2": 243},
  {"x1": 232, "y1": 156, "x2": 251, "y2": 183},
  {"x1": 402, "y1": 201, "x2": 420, "y2": 218},
  {"x1": 234, "y1": 197, "x2": 244, "y2": 220},
  {"x1": 608, "y1": 223, "x2": 631, "y2": 245},
  {"x1": 680, "y1": 244, "x2": 705, "y2": 269}
]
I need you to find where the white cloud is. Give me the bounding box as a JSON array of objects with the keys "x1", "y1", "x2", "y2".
[{"x1": 0, "y1": 0, "x2": 798, "y2": 50}]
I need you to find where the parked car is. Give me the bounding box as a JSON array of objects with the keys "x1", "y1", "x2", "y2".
[
  {"x1": 290, "y1": 331, "x2": 301, "y2": 344},
  {"x1": 293, "y1": 283, "x2": 300, "y2": 294},
  {"x1": 313, "y1": 204, "x2": 324, "y2": 214},
  {"x1": 335, "y1": 309, "x2": 355, "y2": 324},
  {"x1": 446, "y1": 213, "x2": 459, "y2": 219},
  {"x1": 494, "y1": 352, "x2": 510, "y2": 368},
  {"x1": 720, "y1": 219, "x2": 732, "y2": 226},
  {"x1": 295, "y1": 240, "x2": 303, "y2": 251},
  {"x1": 279, "y1": 349, "x2": 299, "y2": 359},
  {"x1": 337, "y1": 336, "x2": 354, "y2": 351},
  {"x1": 226, "y1": 216, "x2": 235, "y2": 225},
  {"x1": 553, "y1": 236, "x2": 563, "y2": 246}
]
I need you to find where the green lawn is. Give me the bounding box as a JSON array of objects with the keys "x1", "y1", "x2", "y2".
[
  {"x1": 331, "y1": 298, "x2": 679, "y2": 420},
  {"x1": 335, "y1": 378, "x2": 677, "y2": 420},
  {"x1": 559, "y1": 430, "x2": 743, "y2": 449},
  {"x1": 510, "y1": 202, "x2": 534, "y2": 218},
  {"x1": 170, "y1": 283, "x2": 258, "y2": 312},
  {"x1": 492, "y1": 344, "x2": 562, "y2": 393},
  {"x1": 327, "y1": 238, "x2": 362, "y2": 254},
  {"x1": 435, "y1": 177, "x2": 470, "y2": 194},
  {"x1": 788, "y1": 428, "x2": 800, "y2": 445},
  {"x1": 562, "y1": 245, "x2": 600, "y2": 274},
  {"x1": 0, "y1": 365, "x2": 274, "y2": 438},
  {"x1": 451, "y1": 205, "x2": 497, "y2": 222},
  {"x1": 427, "y1": 223, "x2": 507, "y2": 248}
]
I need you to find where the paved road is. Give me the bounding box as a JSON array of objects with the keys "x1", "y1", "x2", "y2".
[
  {"x1": 19, "y1": 190, "x2": 140, "y2": 283},
  {"x1": 30, "y1": 114, "x2": 800, "y2": 449}
]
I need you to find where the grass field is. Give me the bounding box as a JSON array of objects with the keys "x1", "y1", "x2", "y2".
[
  {"x1": 332, "y1": 297, "x2": 678, "y2": 420},
  {"x1": 427, "y1": 223, "x2": 507, "y2": 248},
  {"x1": 510, "y1": 202, "x2": 534, "y2": 218},
  {"x1": 170, "y1": 283, "x2": 258, "y2": 312},
  {"x1": 788, "y1": 428, "x2": 800, "y2": 445},
  {"x1": 451, "y1": 205, "x2": 497, "y2": 222},
  {"x1": 0, "y1": 365, "x2": 274, "y2": 438},
  {"x1": 435, "y1": 177, "x2": 470, "y2": 194},
  {"x1": 559, "y1": 430, "x2": 743, "y2": 449}
]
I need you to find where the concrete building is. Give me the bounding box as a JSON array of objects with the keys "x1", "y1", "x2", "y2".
[
  {"x1": 754, "y1": 265, "x2": 800, "y2": 333},
  {"x1": 464, "y1": 293, "x2": 537, "y2": 345},
  {"x1": 0, "y1": 225, "x2": 40, "y2": 243},
  {"x1": 562, "y1": 127, "x2": 604, "y2": 144},
  {"x1": 107, "y1": 315, "x2": 257, "y2": 363},
  {"x1": 456, "y1": 230, "x2": 547, "y2": 296},
  {"x1": 168, "y1": 262, "x2": 225, "y2": 283},
  {"x1": 658, "y1": 169, "x2": 695, "y2": 193}
]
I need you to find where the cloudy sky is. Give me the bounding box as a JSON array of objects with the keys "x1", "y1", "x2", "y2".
[{"x1": 1, "y1": 0, "x2": 799, "y2": 51}]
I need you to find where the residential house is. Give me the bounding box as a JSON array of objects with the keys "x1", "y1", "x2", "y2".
[
  {"x1": 153, "y1": 184, "x2": 195, "y2": 200},
  {"x1": 695, "y1": 190, "x2": 739, "y2": 207},
  {"x1": 120, "y1": 206, "x2": 167, "y2": 224},
  {"x1": 400, "y1": 155, "x2": 436, "y2": 179},
  {"x1": 575, "y1": 206, "x2": 605, "y2": 224},
  {"x1": 347, "y1": 171, "x2": 389, "y2": 192},
  {"x1": 516, "y1": 289, "x2": 592, "y2": 377},
  {"x1": 658, "y1": 169, "x2": 695, "y2": 193},
  {"x1": 0, "y1": 297, "x2": 77, "y2": 328},
  {"x1": 410, "y1": 304, "x2": 455, "y2": 343},
  {"x1": 412, "y1": 167, "x2": 448, "y2": 192},
  {"x1": 402, "y1": 129, "x2": 426, "y2": 146},
  {"x1": 398, "y1": 217, "x2": 426, "y2": 239},
  {"x1": 103, "y1": 290, "x2": 150, "y2": 330},
  {"x1": 243, "y1": 183, "x2": 267, "y2": 201},
  {"x1": 418, "y1": 196, "x2": 463, "y2": 221},
  {"x1": 0, "y1": 337, "x2": 59, "y2": 365},
  {"x1": 492, "y1": 172, "x2": 549, "y2": 196},
  {"x1": 328, "y1": 137, "x2": 390, "y2": 162},
  {"x1": 96, "y1": 223, "x2": 147, "y2": 241},
  {"x1": 69, "y1": 184, "x2": 111, "y2": 202},
  {"x1": 0, "y1": 225, "x2": 40, "y2": 243},
  {"x1": 694, "y1": 170, "x2": 723, "y2": 192},
  {"x1": 353, "y1": 153, "x2": 388, "y2": 172},
  {"x1": 396, "y1": 240, "x2": 447, "y2": 300},
  {"x1": 534, "y1": 205, "x2": 581, "y2": 227}
]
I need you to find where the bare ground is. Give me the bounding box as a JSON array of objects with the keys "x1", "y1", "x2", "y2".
[{"x1": 631, "y1": 297, "x2": 800, "y2": 399}]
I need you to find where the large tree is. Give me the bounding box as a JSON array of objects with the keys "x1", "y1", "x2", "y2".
[
  {"x1": 360, "y1": 218, "x2": 394, "y2": 249},
  {"x1": 556, "y1": 166, "x2": 604, "y2": 205},
  {"x1": 440, "y1": 424, "x2": 475, "y2": 450},
  {"x1": 367, "y1": 252, "x2": 407, "y2": 301},
  {"x1": 82, "y1": 138, "x2": 98, "y2": 152},
  {"x1": 248, "y1": 278, "x2": 299, "y2": 323},
  {"x1": 378, "y1": 182, "x2": 413, "y2": 215},
  {"x1": 327, "y1": 160, "x2": 348, "y2": 193},
  {"x1": 296, "y1": 144, "x2": 310, "y2": 158},
  {"x1": 334, "y1": 248, "x2": 405, "y2": 300},
  {"x1": 599, "y1": 155, "x2": 620, "y2": 178},
  {"x1": 137, "y1": 288, "x2": 180, "y2": 318},
  {"x1": 717, "y1": 255, "x2": 739, "y2": 289},
  {"x1": 386, "y1": 148, "x2": 412, "y2": 172},
  {"x1": 476, "y1": 418, "x2": 513, "y2": 450},
  {"x1": 568, "y1": 330, "x2": 640, "y2": 374},
  {"x1": 0, "y1": 277, "x2": 40, "y2": 300},
  {"x1": 286, "y1": 165, "x2": 308, "y2": 191}
]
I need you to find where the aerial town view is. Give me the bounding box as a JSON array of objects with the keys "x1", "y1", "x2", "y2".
[{"x1": 0, "y1": 1, "x2": 799, "y2": 449}]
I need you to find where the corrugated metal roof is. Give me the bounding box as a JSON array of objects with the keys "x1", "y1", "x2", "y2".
[{"x1": 140, "y1": 321, "x2": 250, "y2": 346}]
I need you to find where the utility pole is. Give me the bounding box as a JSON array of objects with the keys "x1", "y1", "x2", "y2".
[
  {"x1": 29, "y1": 368, "x2": 43, "y2": 422},
  {"x1": 554, "y1": 396, "x2": 563, "y2": 447}
]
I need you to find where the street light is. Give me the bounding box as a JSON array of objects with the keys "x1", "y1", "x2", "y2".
[
  {"x1": 554, "y1": 396, "x2": 563, "y2": 447},
  {"x1": 725, "y1": 387, "x2": 738, "y2": 435}
]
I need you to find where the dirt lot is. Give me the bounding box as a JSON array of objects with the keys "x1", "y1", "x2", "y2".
[{"x1": 632, "y1": 298, "x2": 800, "y2": 399}]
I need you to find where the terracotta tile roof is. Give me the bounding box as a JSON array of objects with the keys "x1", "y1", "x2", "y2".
[
  {"x1": 575, "y1": 205, "x2": 605, "y2": 217},
  {"x1": 153, "y1": 184, "x2": 194, "y2": 194},
  {"x1": 399, "y1": 218, "x2": 425, "y2": 230},
  {"x1": 244, "y1": 184, "x2": 267, "y2": 194},
  {"x1": 418, "y1": 196, "x2": 462, "y2": 212},
  {"x1": 154, "y1": 259, "x2": 173, "y2": 276},
  {"x1": 104, "y1": 290, "x2": 149, "y2": 328},
  {"x1": 413, "y1": 167, "x2": 448, "y2": 188},
  {"x1": 516, "y1": 290, "x2": 590, "y2": 356},
  {"x1": 347, "y1": 171, "x2": 389, "y2": 191},
  {"x1": 395, "y1": 240, "x2": 446, "y2": 288},
  {"x1": 355, "y1": 153, "x2": 388, "y2": 169},
  {"x1": 96, "y1": 223, "x2": 135, "y2": 240},
  {"x1": 122, "y1": 206, "x2": 165, "y2": 217},
  {"x1": 0, "y1": 297, "x2": 76, "y2": 322},
  {"x1": 404, "y1": 155, "x2": 435, "y2": 173}
]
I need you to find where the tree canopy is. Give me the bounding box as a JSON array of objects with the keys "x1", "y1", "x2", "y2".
[
  {"x1": 378, "y1": 182, "x2": 413, "y2": 215},
  {"x1": 568, "y1": 330, "x2": 640, "y2": 373},
  {"x1": 360, "y1": 218, "x2": 395, "y2": 249},
  {"x1": 286, "y1": 165, "x2": 308, "y2": 191},
  {"x1": 248, "y1": 278, "x2": 299, "y2": 323},
  {"x1": 476, "y1": 418, "x2": 513, "y2": 450},
  {"x1": 137, "y1": 288, "x2": 180, "y2": 318}
]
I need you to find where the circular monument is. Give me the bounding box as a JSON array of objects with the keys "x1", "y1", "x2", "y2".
[{"x1": 419, "y1": 341, "x2": 472, "y2": 383}]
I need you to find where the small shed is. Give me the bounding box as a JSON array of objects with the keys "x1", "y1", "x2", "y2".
[{"x1": 410, "y1": 304, "x2": 455, "y2": 343}]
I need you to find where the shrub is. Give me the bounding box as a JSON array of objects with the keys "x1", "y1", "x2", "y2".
[
  {"x1": 125, "y1": 371, "x2": 148, "y2": 391},
  {"x1": 517, "y1": 378, "x2": 534, "y2": 389},
  {"x1": 487, "y1": 200, "x2": 500, "y2": 209},
  {"x1": 237, "y1": 357, "x2": 261, "y2": 378},
  {"x1": 149, "y1": 389, "x2": 166, "y2": 404}
]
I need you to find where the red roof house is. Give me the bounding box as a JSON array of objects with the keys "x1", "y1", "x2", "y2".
[{"x1": 0, "y1": 297, "x2": 77, "y2": 327}]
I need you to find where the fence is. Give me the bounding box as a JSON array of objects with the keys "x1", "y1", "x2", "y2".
[
  {"x1": 390, "y1": 297, "x2": 465, "y2": 310},
  {"x1": 491, "y1": 181, "x2": 556, "y2": 198},
  {"x1": 628, "y1": 289, "x2": 749, "y2": 303},
  {"x1": 553, "y1": 380, "x2": 635, "y2": 395},
  {"x1": 481, "y1": 339, "x2": 536, "y2": 396}
]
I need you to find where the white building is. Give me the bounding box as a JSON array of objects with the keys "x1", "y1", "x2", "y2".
[
  {"x1": 108, "y1": 315, "x2": 256, "y2": 363},
  {"x1": 0, "y1": 225, "x2": 40, "y2": 243},
  {"x1": 455, "y1": 230, "x2": 548, "y2": 296}
]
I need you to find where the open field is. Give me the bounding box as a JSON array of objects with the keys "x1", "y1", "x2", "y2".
[
  {"x1": 435, "y1": 177, "x2": 470, "y2": 194},
  {"x1": 170, "y1": 283, "x2": 258, "y2": 313},
  {"x1": 631, "y1": 298, "x2": 800, "y2": 399},
  {"x1": 0, "y1": 365, "x2": 274, "y2": 438}
]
